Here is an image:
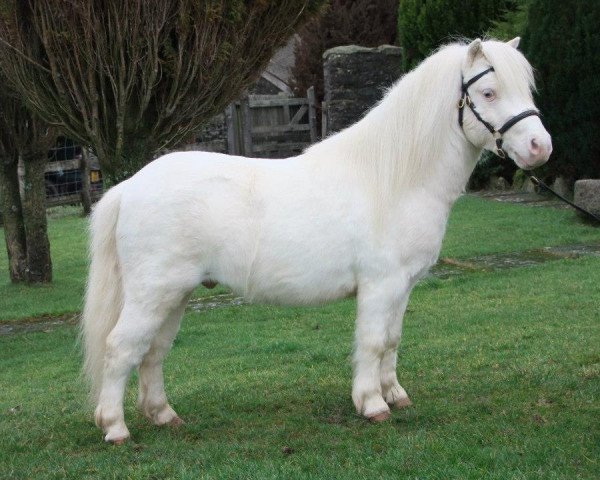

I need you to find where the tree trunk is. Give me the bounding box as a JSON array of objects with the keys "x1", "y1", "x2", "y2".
[
  {"x1": 0, "y1": 153, "x2": 27, "y2": 282},
  {"x1": 21, "y1": 153, "x2": 52, "y2": 283},
  {"x1": 80, "y1": 149, "x2": 92, "y2": 215}
]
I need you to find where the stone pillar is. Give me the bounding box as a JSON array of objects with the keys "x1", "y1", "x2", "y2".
[
  {"x1": 323, "y1": 45, "x2": 403, "y2": 135},
  {"x1": 188, "y1": 113, "x2": 228, "y2": 153},
  {"x1": 574, "y1": 179, "x2": 600, "y2": 219}
]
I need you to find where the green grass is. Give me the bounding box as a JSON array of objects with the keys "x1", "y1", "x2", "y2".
[
  {"x1": 0, "y1": 209, "x2": 88, "y2": 321},
  {"x1": 0, "y1": 197, "x2": 599, "y2": 479},
  {"x1": 1, "y1": 196, "x2": 599, "y2": 322},
  {"x1": 442, "y1": 196, "x2": 600, "y2": 258}
]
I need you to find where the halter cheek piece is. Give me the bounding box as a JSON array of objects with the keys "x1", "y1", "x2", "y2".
[{"x1": 458, "y1": 66, "x2": 540, "y2": 159}]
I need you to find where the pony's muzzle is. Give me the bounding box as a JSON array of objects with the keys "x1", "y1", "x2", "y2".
[{"x1": 528, "y1": 134, "x2": 552, "y2": 161}]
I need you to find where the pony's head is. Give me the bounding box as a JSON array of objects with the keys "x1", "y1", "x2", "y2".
[{"x1": 459, "y1": 38, "x2": 552, "y2": 170}]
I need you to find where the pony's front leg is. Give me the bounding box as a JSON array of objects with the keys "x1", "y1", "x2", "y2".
[
  {"x1": 381, "y1": 349, "x2": 412, "y2": 409},
  {"x1": 378, "y1": 291, "x2": 412, "y2": 409},
  {"x1": 353, "y1": 277, "x2": 411, "y2": 421}
]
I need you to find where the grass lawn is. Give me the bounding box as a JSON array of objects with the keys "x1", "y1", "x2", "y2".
[
  {"x1": 1, "y1": 196, "x2": 599, "y2": 322},
  {"x1": 0, "y1": 197, "x2": 599, "y2": 478}
]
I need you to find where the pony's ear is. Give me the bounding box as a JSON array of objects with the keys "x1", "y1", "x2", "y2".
[
  {"x1": 467, "y1": 39, "x2": 483, "y2": 65},
  {"x1": 506, "y1": 37, "x2": 520, "y2": 49}
]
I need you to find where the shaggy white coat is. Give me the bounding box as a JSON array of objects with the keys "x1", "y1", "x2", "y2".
[{"x1": 82, "y1": 38, "x2": 551, "y2": 443}]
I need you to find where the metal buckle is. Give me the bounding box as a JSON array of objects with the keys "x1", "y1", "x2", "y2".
[
  {"x1": 494, "y1": 133, "x2": 506, "y2": 158},
  {"x1": 458, "y1": 97, "x2": 465, "y2": 109}
]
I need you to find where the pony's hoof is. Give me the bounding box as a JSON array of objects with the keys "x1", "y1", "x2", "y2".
[
  {"x1": 168, "y1": 416, "x2": 184, "y2": 427},
  {"x1": 102, "y1": 423, "x2": 130, "y2": 445},
  {"x1": 393, "y1": 396, "x2": 413, "y2": 409},
  {"x1": 146, "y1": 404, "x2": 181, "y2": 426},
  {"x1": 107, "y1": 436, "x2": 129, "y2": 445},
  {"x1": 368, "y1": 410, "x2": 391, "y2": 423}
]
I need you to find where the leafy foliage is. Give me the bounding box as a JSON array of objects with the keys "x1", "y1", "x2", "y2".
[
  {"x1": 487, "y1": 0, "x2": 532, "y2": 40},
  {"x1": 290, "y1": 0, "x2": 398, "y2": 101},
  {"x1": 523, "y1": 0, "x2": 600, "y2": 182},
  {"x1": 398, "y1": 0, "x2": 515, "y2": 69},
  {"x1": 467, "y1": 152, "x2": 506, "y2": 191}
]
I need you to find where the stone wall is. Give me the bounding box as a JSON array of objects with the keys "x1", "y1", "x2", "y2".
[
  {"x1": 185, "y1": 113, "x2": 228, "y2": 154},
  {"x1": 574, "y1": 179, "x2": 600, "y2": 219},
  {"x1": 322, "y1": 45, "x2": 403, "y2": 135}
]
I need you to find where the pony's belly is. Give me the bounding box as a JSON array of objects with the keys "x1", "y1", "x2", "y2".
[
  {"x1": 243, "y1": 274, "x2": 357, "y2": 306},
  {"x1": 216, "y1": 248, "x2": 357, "y2": 306}
]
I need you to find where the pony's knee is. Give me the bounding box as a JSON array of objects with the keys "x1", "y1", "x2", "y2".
[{"x1": 354, "y1": 335, "x2": 388, "y2": 362}]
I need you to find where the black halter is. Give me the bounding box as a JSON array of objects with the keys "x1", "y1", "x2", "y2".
[{"x1": 458, "y1": 66, "x2": 540, "y2": 158}]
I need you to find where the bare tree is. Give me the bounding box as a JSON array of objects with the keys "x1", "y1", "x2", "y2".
[
  {"x1": 0, "y1": 0, "x2": 324, "y2": 182},
  {"x1": 0, "y1": 92, "x2": 26, "y2": 282},
  {"x1": 0, "y1": 86, "x2": 54, "y2": 283}
]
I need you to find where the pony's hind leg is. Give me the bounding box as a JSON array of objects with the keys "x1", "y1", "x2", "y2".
[
  {"x1": 137, "y1": 294, "x2": 190, "y2": 426},
  {"x1": 95, "y1": 290, "x2": 189, "y2": 443}
]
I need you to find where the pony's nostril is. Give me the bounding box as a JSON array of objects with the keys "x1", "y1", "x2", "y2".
[{"x1": 529, "y1": 137, "x2": 541, "y2": 155}]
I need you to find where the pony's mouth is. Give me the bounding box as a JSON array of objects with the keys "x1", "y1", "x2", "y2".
[{"x1": 510, "y1": 151, "x2": 548, "y2": 171}]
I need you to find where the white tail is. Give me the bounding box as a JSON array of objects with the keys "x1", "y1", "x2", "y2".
[{"x1": 81, "y1": 184, "x2": 124, "y2": 402}]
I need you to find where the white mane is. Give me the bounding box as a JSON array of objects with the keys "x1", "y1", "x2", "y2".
[
  {"x1": 304, "y1": 40, "x2": 535, "y2": 204},
  {"x1": 305, "y1": 44, "x2": 466, "y2": 201}
]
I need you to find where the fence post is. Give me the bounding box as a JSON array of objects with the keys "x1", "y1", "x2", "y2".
[
  {"x1": 307, "y1": 86, "x2": 318, "y2": 143},
  {"x1": 225, "y1": 104, "x2": 237, "y2": 155},
  {"x1": 80, "y1": 149, "x2": 92, "y2": 215},
  {"x1": 240, "y1": 97, "x2": 253, "y2": 157},
  {"x1": 321, "y1": 101, "x2": 328, "y2": 139}
]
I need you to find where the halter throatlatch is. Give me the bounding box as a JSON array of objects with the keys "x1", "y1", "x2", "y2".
[{"x1": 458, "y1": 66, "x2": 540, "y2": 158}]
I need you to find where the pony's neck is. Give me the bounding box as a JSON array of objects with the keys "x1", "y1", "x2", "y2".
[{"x1": 307, "y1": 44, "x2": 481, "y2": 207}]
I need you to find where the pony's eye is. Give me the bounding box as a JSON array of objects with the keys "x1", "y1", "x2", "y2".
[{"x1": 482, "y1": 89, "x2": 496, "y2": 100}]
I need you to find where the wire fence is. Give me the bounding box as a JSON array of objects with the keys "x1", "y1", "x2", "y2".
[{"x1": 44, "y1": 138, "x2": 103, "y2": 206}]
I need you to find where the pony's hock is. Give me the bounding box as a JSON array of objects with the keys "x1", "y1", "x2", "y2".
[{"x1": 82, "y1": 38, "x2": 551, "y2": 444}]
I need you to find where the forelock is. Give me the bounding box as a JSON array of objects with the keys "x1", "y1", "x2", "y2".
[{"x1": 481, "y1": 40, "x2": 536, "y2": 99}]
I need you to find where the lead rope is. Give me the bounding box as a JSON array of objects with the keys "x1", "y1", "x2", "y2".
[{"x1": 524, "y1": 172, "x2": 600, "y2": 225}]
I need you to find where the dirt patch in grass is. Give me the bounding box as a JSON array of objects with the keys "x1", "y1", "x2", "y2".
[
  {"x1": 434, "y1": 243, "x2": 600, "y2": 278},
  {"x1": 0, "y1": 312, "x2": 79, "y2": 335},
  {"x1": 3, "y1": 243, "x2": 599, "y2": 334}
]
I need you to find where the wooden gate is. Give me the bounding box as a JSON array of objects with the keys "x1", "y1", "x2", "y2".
[{"x1": 227, "y1": 86, "x2": 318, "y2": 158}]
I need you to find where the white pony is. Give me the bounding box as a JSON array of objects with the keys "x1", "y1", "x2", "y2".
[{"x1": 82, "y1": 38, "x2": 552, "y2": 443}]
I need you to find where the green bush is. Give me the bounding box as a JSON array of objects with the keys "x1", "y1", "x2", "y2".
[
  {"x1": 398, "y1": 0, "x2": 514, "y2": 69},
  {"x1": 488, "y1": 0, "x2": 532, "y2": 40},
  {"x1": 523, "y1": 0, "x2": 600, "y2": 183}
]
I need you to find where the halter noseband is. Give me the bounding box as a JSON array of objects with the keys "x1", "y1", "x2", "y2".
[{"x1": 458, "y1": 66, "x2": 539, "y2": 158}]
